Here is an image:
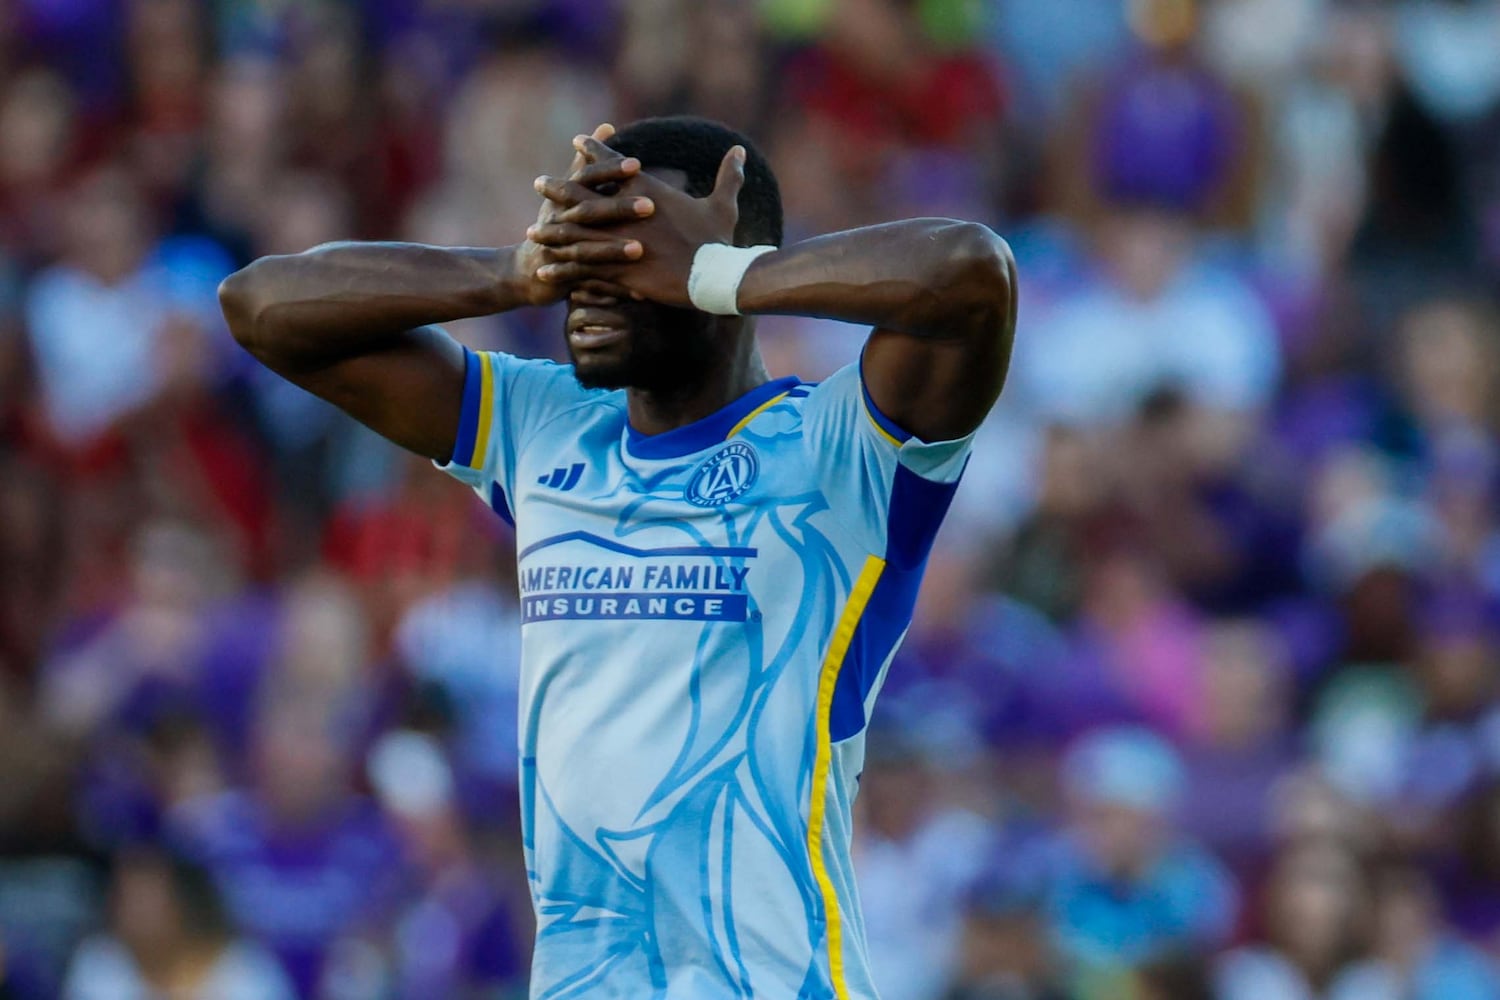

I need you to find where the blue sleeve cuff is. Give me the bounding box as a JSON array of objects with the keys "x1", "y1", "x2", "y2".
[{"x1": 450, "y1": 348, "x2": 490, "y2": 469}]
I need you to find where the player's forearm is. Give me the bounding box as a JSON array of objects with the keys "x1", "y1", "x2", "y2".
[
  {"x1": 735, "y1": 219, "x2": 1014, "y2": 341},
  {"x1": 219, "y1": 241, "x2": 535, "y2": 371}
]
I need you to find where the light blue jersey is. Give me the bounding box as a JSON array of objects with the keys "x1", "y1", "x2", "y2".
[{"x1": 437, "y1": 348, "x2": 973, "y2": 999}]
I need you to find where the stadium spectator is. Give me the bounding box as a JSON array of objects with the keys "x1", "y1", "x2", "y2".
[
  {"x1": 367, "y1": 729, "x2": 528, "y2": 998},
  {"x1": 1366, "y1": 864, "x2": 1500, "y2": 1000},
  {"x1": 1215, "y1": 840, "x2": 1388, "y2": 1000},
  {"x1": 856, "y1": 722, "x2": 994, "y2": 1000},
  {"x1": 61, "y1": 847, "x2": 294, "y2": 1000},
  {"x1": 938, "y1": 860, "x2": 1069, "y2": 1000},
  {"x1": 23, "y1": 168, "x2": 176, "y2": 450},
  {"x1": 170, "y1": 696, "x2": 408, "y2": 998},
  {"x1": 1040, "y1": 727, "x2": 1238, "y2": 990},
  {"x1": 1176, "y1": 619, "x2": 1300, "y2": 872}
]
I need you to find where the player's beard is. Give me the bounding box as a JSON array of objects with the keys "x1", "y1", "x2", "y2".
[{"x1": 568, "y1": 303, "x2": 721, "y2": 393}]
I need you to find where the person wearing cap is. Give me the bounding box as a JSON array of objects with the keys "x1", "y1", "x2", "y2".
[{"x1": 1038, "y1": 726, "x2": 1239, "y2": 989}]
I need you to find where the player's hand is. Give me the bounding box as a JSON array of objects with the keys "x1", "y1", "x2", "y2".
[
  {"x1": 515, "y1": 124, "x2": 655, "y2": 306},
  {"x1": 529, "y1": 137, "x2": 746, "y2": 308}
]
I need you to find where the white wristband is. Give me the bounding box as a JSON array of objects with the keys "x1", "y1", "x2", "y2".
[{"x1": 687, "y1": 243, "x2": 776, "y2": 316}]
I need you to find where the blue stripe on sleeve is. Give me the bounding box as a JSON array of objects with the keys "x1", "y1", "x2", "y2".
[{"x1": 451, "y1": 347, "x2": 482, "y2": 468}]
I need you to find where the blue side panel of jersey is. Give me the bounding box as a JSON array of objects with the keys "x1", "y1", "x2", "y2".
[
  {"x1": 886, "y1": 458, "x2": 968, "y2": 571},
  {"x1": 828, "y1": 461, "x2": 964, "y2": 742}
]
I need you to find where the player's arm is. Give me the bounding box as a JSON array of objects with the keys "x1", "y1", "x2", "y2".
[
  {"x1": 735, "y1": 220, "x2": 1015, "y2": 442},
  {"x1": 218, "y1": 129, "x2": 652, "y2": 460},
  {"x1": 220, "y1": 243, "x2": 532, "y2": 460},
  {"x1": 530, "y1": 141, "x2": 1015, "y2": 442}
]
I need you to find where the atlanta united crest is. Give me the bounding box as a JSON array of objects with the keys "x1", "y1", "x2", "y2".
[{"x1": 686, "y1": 442, "x2": 759, "y2": 507}]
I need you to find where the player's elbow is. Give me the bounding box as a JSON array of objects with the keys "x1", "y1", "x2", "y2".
[
  {"x1": 879, "y1": 222, "x2": 1017, "y2": 357},
  {"x1": 925, "y1": 222, "x2": 1015, "y2": 340},
  {"x1": 218, "y1": 260, "x2": 275, "y2": 358}
]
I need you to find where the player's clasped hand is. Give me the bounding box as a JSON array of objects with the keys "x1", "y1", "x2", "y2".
[
  {"x1": 529, "y1": 129, "x2": 747, "y2": 308},
  {"x1": 516, "y1": 123, "x2": 655, "y2": 306}
]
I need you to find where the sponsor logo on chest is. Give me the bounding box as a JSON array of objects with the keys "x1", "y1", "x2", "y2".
[{"x1": 516, "y1": 533, "x2": 757, "y2": 624}]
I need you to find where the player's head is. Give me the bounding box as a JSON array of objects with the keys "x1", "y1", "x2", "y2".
[
  {"x1": 565, "y1": 116, "x2": 782, "y2": 392},
  {"x1": 608, "y1": 116, "x2": 783, "y2": 249}
]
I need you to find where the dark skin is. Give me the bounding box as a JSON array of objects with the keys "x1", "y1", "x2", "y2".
[{"x1": 219, "y1": 123, "x2": 1016, "y2": 463}]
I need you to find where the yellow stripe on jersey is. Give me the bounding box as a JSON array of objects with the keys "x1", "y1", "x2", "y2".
[
  {"x1": 861, "y1": 396, "x2": 904, "y2": 448},
  {"x1": 727, "y1": 391, "x2": 791, "y2": 441},
  {"x1": 807, "y1": 554, "x2": 885, "y2": 1000},
  {"x1": 469, "y1": 352, "x2": 495, "y2": 468}
]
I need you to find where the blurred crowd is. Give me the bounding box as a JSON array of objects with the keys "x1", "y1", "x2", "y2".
[{"x1": 2, "y1": 0, "x2": 1500, "y2": 997}]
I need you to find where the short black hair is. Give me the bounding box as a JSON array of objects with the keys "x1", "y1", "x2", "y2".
[{"x1": 608, "y1": 116, "x2": 783, "y2": 248}]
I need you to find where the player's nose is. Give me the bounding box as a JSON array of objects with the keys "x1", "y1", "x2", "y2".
[{"x1": 569, "y1": 282, "x2": 625, "y2": 308}]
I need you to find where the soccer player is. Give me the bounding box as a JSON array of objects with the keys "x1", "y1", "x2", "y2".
[{"x1": 220, "y1": 117, "x2": 1017, "y2": 999}]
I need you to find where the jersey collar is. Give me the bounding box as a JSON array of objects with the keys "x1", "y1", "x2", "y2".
[{"x1": 624, "y1": 376, "x2": 802, "y2": 460}]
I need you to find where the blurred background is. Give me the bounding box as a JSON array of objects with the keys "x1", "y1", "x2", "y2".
[{"x1": 1, "y1": 0, "x2": 1500, "y2": 997}]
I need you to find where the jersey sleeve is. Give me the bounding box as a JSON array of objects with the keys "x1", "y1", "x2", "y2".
[
  {"x1": 433, "y1": 348, "x2": 592, "y2": 519},
  {"x1": 801, "y1": 361, "x2": 976, "y2": 557}
]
